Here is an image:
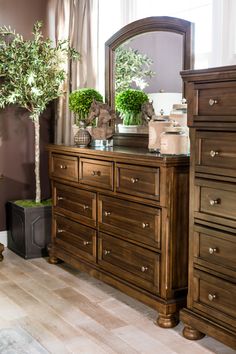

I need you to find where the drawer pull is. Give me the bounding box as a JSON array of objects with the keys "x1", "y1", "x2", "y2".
[
  {"x1": 209, "y1": 247, "x2": 217, "y2": 255},
  {"x1": 210, "y1": 150, "x2": 219, "y2": 158},
  {"x1": 59, "y1": 164, "x2": 67, "y2": 169},
  {"x1": 57, "y1": 229, "x2": 65, "y2": 233},
  {"x1": 104, "y1": 249, "x2": 111, "y2": 255},
  {"x1": 142, "y1": 222, "x2": 149, "y2": 229},
  {"x1": 141, "y1": 266, "x2": 148, "y2": 272},
  {"x1": 208, "y1": 293, "x2": 216, "y2": 301},
  {"x1": 208, "y1": 98, "x2": 218, "y2": 106},
  {"x1": 209, "y1": 199, "x2": 220, "y2": 206},
  {"x1": 92, "y1": 170, "x2": 101, "y2": 176},
  {"x1": 83, "y1": 240, "x2": 91, "y2": 246},
  {"x1": 131, "y1": 177, "x2": 139, "y2": 184},
  {"x1": 57, "y1": 196, "x2": 64, "y2": 201},
  {"x1": 83, "y1": 204, "x2": 89, "y2": 210},
  {"x1": 104, "y1": 211, "x2": 111, "y2": 217}
]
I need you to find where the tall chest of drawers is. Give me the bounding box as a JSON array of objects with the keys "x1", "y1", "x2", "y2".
[
  {"x1": 180, "y1": 66, "x2": 236, "y2": 349},
  {"x1": 47, "y1": 145, "x2": 189, "y2": 327}
]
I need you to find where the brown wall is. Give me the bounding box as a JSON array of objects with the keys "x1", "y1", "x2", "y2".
[{"x1": 0, "y1": 0, "x2": 53, "y2": 230}]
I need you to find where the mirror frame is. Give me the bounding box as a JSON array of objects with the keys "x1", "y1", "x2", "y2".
[{"x1": 105, "y1": 16, "x2": 194, "y2": 109}]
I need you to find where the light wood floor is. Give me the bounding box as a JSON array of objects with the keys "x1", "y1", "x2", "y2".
[{"x1": 0, "y1": 249, "x2": 235, "y2": 354}]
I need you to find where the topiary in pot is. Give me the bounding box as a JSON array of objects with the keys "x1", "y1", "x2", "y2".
[
  {"x1": 69, "y1": 88, "x2": 103, "y2": 126},
  {"x1": 115, "y1": 89, "x2": 149, "y2": 126}
]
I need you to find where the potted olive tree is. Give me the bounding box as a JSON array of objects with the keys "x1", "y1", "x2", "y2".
[
  {"x1": 0, "y1": 22, "x2": 80, "y2": 258},
  {"x1": 115, "y1": 89, "x2": 149, "y2": 133}
]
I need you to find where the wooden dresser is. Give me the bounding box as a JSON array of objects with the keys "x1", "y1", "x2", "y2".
[
  {"x1": 47, "y1": 144, "x2": 189, "y2": 327},
  {"x1": 180, "y1": 66, "x2": 236, "y2": 349}
]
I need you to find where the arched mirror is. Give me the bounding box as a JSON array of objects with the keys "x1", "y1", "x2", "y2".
[{"x1": 105, "y1": 16, "x2": 194, "y2": 141}]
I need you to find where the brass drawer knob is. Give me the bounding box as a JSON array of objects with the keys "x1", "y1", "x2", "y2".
[
  {"x1": 208, "y1": 293, "x2": 216, "y2": 301},
  {"x1": 141, "y1": 266, "x2": 148, "y2": 272},
  {"x1": 59, "y1": 164, "x2": 67, "y2": 169},
  {"x1": 209, "y1": 199, "x2": 220, "y2": 206},
  {"x1": 57, "y1": 196, "x2": 64, "y2": 201},
  {"x1": 104, "y1": 211, "x2": 111, "y2": 216},
  {"x1": 57, "y1": 229, "x2": 65, "y2": 233},
  {"x1": 209, "y1": 247, "x2": 217, "y2": 255},
  {"x1": 83, "y1": 240, "x2": 91, "y2": 246},
  {"x1": 208, "y1": 98, "x2": 218, "y2": 106},
  {"x1": 104, "y1": 249, "x2": 111, "y2": 255},
  {"x1": 210, "y1": 150, "x2": 219, "y2": 158},
  {"x1": 142, "y1": 222, "x2": 149, "y2": 229},
  {"x1": 83, "y1": 204, "x2": 89, "y2": 210},
  {"x1": 92, "y1": 170, "x2": 101, "y2": 176},
  {"x1": 131, "y1": 177, "x2": 139, "y2": 183}
]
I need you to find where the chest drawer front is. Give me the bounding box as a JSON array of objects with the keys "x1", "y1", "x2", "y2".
[
  {"x1": 79, "y1": 158, "x2": 113, "y2": 190},
  {"x1": 53, "y1": 183, "x2": 96, "y2": 227},
  {"x1": 54, "y1": 214, "x2": 96, "y2": 262},
  {"x1": 98, "y1": 232, "x2": 160, "y2": 294},
  {"x1": 51, "y1": 154, "x2": 78, "y2": 182},
  {"x1": 197, "y1": 82, "x2": 236, "y2": 116},
  {"x1": 116, "y1": 163, "x2": 160, "y2": 200},
  {"x1": 98, "y1": 195, "x2": 161, "y2": 249},
  {"x1": 195, "y1": 179, "x2": 236, "y2": 228},
  {"x1": 193, "y1": 270, "x2": 236, "y2": 328},
  {"x1": 194, "y1": 226, "x2": 236, "y2": 273},
  {"x1": 195, "y1": 131, "x2": 236, "y2": 178}
]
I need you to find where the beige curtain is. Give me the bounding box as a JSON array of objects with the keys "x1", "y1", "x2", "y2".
[{"x1": 47, "y1": 0, "x2": 99, "y2": 144}]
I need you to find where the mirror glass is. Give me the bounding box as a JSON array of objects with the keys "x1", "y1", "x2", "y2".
[{"x1": 105, "y1": 17, "x2": 194, "y2": 138}]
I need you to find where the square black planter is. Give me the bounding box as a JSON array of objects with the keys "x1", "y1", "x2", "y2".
[{"x1": 6, "y1": 201, "x2": 52, "y2": 259}]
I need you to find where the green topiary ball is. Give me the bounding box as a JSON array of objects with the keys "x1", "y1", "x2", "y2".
[
  {"x1": 115, "y1": 89, "x2": 148, "y2": 125},
  {"x1": 69, "y1": 88, "x2": 103, "y2": 124}
]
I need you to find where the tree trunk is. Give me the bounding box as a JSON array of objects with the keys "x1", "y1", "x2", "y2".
[{"x1": 34, "y1": 116, "x2": 41, "y2": 203}]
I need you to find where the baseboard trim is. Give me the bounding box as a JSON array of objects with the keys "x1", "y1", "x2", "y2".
[{"x1": 0, "y1": 231, "x2": 8, "y2": 247}]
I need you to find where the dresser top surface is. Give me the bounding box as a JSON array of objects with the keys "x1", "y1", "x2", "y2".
[{"x1": 47, "y1": 144, "x2": 189, "y2": 166}]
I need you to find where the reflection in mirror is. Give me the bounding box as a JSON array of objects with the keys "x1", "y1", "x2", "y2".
[
  {"x1": 105, "y1": 17, "x2": 194, "y2": 139},
  {"x1": 115, "y1": 31, "x2": 184, "y2": 115}
]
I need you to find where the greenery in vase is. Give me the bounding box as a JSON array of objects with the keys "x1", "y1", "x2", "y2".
[
  {"x1": 115, "y1": 89, "x2": 148, "y2": 125},
  {"x1": 69, "y1": 88, "x2": 103, "y2": 126},
  {"x1": 115, "y1": 44, "x2": 155, "y2": 93},
  {"x1": 0, "y1": 21, "x2": 80, "y2": 204}
]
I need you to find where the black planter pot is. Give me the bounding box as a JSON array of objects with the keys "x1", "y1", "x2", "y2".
[{"x1": 6, "y1": 201, "x2": 52, "y2": 259}]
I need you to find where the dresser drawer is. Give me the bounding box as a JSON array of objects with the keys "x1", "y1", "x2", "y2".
[
  {"x1": 54, "y1": 214, "x2": 96, "y2": 262},
  {"x1": 98, "y1": 195, "x2": 161, "y2": 249},
  {"x1": 98, "y1": 232, "x2": 160, "y2": 294},
  {"x1": 193, "y1": 270, "x2": 236, "y2": 329},
  {"x1": 116, "y1": 163, "x2": 160, "y2": 200},
  {"x1": 193, "y1": 225, "x2": 236, "y2": 275},
  {"x1": 196, "y1": 81, "x2": 236, "y2": 117},
  {"x1": 194, "y1": 179, "x2": 236, "y2": 228},
  {"x1": 79, "y1": 158, "x2": 113, "y2": 190},
  {"x1": 51, "y1": 154, "x2": 78, "y2": 182},
  {"x1": 53, "y1": 182, "x2": 96, "y2": 227},
  {"x1": 195, "y1": 131, "x2": 236, "y2": 178}
]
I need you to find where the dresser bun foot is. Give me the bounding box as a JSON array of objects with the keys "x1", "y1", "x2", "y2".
[
  {"x1": 0, "y1": 243, "x2": 4, "y2": 261},
  {"x1": 157, "y1": 313, "x2": 179, "y2": 328},
  {"x1": 183, "y1": 325, "x2": 205, "y2": 340},
  {"x1": 47, "y1": 243, "x2": 61, "y2": 264}
]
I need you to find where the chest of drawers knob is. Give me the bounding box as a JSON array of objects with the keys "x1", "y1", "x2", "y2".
[
  {"x1": 57, "y1": 229, "x2": 65, "y2": 233},
  {"x1": 208, "y1": 98, "x2": 218, "y2": 106},
  {"x1": 104, "y1": 211, "x2": 111, "y2": 217},
  {"x1": 83, "y1": 240, "x2": 91, "y2": 246},
  {"x1": 208, "y1": 293, "x2": 217, "y2": 301},
  {"x1": 104, "y1": 249, "x2": 111, "y2": 255},
  {"x1": 130, "y1": 177, "x2": 139, "y2": 183},
  {"x1": 209, "y1": 198, "x2": 220, "y2": 206},
  {"x1": 83, "y1": 204, "x2": 89, "y2": 210},
  {"x1": 57, "y1": 196, "x2": 64, "y2": 201},
  {"x1": 210, "y1": 150, "x2": 219, "y2": 158},
  {"x1": 92, "y1": 170, "x2": 101, "y2": 176},
  {"x1": 142, "y1": 222, "x2": 149, "y2": 229},
  {"x1": 208, "y1": 247, "x2": 218, "y2": 255},
  {"x1": 59, "y1": 164, "x2": 67, "y2": 169},
  {"x1": 141, "y1": 266, "x2": 148, "y2": 272}
]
